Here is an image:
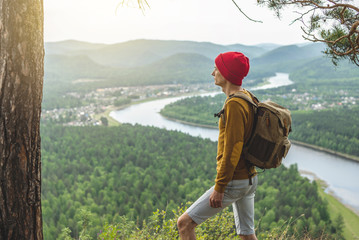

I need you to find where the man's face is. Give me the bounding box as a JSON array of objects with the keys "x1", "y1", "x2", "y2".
[{"x1": 211, "y1": 66, "x2": 226, "y2": 87}]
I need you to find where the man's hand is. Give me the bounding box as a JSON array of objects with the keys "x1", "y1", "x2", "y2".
[{"x1": 209, "y1": 189, "x2": 224, "y2": 208}]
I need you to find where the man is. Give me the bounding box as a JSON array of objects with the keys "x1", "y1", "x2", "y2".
[{"x1": 177, "y1": 52, "x2": 258, "y2": 240}]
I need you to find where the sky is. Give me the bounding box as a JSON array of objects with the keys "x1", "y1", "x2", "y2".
[{"x1": 44, "y1": 0, "x2": 308, "y2": 46}]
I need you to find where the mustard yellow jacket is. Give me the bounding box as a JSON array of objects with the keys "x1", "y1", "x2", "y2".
[{"x1": 215, "y1": 89, "x2": 257, "y2": 193}]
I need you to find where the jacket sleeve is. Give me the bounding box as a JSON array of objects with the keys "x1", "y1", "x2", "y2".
[{"x1": 214, "y1": 100, "x2": 248, "y2": 193}]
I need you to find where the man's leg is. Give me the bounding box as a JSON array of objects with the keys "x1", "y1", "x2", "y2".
[
  {"x1": 232, "y1": 176, "x2": 258, "y2": 239},
  {"x1": 177, "y1": 212, "x2": 198, "y2": 240},
  {"x1": 177, "y1": 186, "x2": 234, "y2": 240}
]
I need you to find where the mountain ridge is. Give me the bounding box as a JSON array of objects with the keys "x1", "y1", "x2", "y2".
[
  {"x1": 44, "y1": 39, "x2": 345, "y2": 89},
  {"x1": 45, "y1": 39, "x2": 271, "y2": 67}
]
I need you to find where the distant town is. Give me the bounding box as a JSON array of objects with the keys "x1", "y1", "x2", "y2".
[
  {"x1": 41, "y1": 83, "x2": 217, "y2": 126},
  {"x1": 41, "y1": 82, "x2": 358, "y2": 127},
  {"x1": 262, "y1": 88, "x2": 357, "y2": 111}
]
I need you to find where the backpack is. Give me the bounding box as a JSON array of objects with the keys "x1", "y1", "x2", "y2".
[{"x1": 218, "y1": 90, "x2": 292, "y2": 170}]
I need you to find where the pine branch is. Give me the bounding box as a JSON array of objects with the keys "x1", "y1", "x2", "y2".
[{"x1": 231, "y1": 0, "x2": 263, "y2": 23}]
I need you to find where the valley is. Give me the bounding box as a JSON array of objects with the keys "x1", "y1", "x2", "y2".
[{"x1": 41, "y1": 39, "x2": 359, "y2": 239}]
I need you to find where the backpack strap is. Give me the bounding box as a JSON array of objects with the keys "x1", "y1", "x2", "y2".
[
  {"x1": 230, "y1": 90, "x2": 259, "y2": 107},
  {"x1": 214, "y1": 89, "x2": 259, "y2": 125},
  {"x1": 230, "y1": 90, "x2": 260, "y2": 185}
]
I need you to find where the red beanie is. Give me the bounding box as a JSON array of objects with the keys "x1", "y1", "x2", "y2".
[{"x1": 215, "y1": 52, "x2": 250, "y2": 86}]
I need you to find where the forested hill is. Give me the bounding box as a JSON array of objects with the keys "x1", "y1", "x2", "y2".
[
  {"x1": 44, "y1": 39, "x2": 326, "y2": 89},
  {"x1": 251, "y1": 44, "x2": 324, "y2": 66},
  {"x1": 290, "y1": 57, "x2": 359, "y2": 81},
  {"x1": 45, "y1": 39, "x2": 267, "y2": 67},
  {"x1": 41, "y1": 124, "x2": 343, "y2": 239},
  {"x1": 44, "y1": 53, "x2": 213, "y2": 86}
]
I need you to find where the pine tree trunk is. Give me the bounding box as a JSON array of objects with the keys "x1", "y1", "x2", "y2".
[{"x1": 0, "y1": 0, "x2": 44, "y2": 239}]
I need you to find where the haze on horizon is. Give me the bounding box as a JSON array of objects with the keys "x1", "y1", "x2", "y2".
[{"x1": 44, "y1": 0, "x2": 308, "y2": 46}]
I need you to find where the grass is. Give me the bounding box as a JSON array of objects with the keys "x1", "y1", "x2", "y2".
[
  {"x1": 93, "y1": 106, "x2": 121, "y2": 127},
  {"x1": 316, "y1": 180, "x2": 359, "y2": 240}
]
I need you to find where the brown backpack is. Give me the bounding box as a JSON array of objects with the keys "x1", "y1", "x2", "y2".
[{"x1": 226, "y1": 90, "x2": 292, "y2": 170}]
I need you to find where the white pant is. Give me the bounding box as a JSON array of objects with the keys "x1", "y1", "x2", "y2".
[{"x1": 186, "y1": 176, "x2": 258, "y2": 235}]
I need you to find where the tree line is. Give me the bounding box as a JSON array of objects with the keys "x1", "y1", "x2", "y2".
[{"x1": 160, "y1": 89, "x2": 359, "y2": 157}]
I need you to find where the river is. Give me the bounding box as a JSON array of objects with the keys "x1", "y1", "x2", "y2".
[{"x1": 110, "y1": 73, "x2": 359, "y2": 213}]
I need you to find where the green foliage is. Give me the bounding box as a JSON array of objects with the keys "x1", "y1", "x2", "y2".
[
  {"x1": 57, "y1": 228, "x2": 73, "y2": 240},
  {"x1": 42, "y1": 124, "x2": 340, "y2": 239},
  {"x1": 255, "y1": 165, "x2": 336, "y2": 238},
  {"x1": 257, "y1": 0, "x2": 359, "y2": 66},
  {"x1": 290, "y1": 107, "x2": 359, "y2": 156},
  {"x1": 333, "y1": 214, "x2": 345, "y2": 238},
  {"x1": 96, "y1": 206, "x2": 239, "y2": 240},
  {"x1": 114, "y1": 98, "x2": 131, "y2": 107},
  {"x1": 100, "y1": 117, "x2": 109, "y2": 126},
  {"x1": 95, "y1": 200, "x2": 339, "y2": 239},
  {"x1": 41, "y1": 124, "x2": 216, "y2": 239},
  {"x1": 78, "y1": 208, "x2": 93, "y2": 240},
  {"x1": 98, "y1": 217, "x2": 137, "y2": 240}
]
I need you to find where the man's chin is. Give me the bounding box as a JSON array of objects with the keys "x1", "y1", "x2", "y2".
[{"x1": 214, "y1": 82, "x2": 223, "y2": 87}]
